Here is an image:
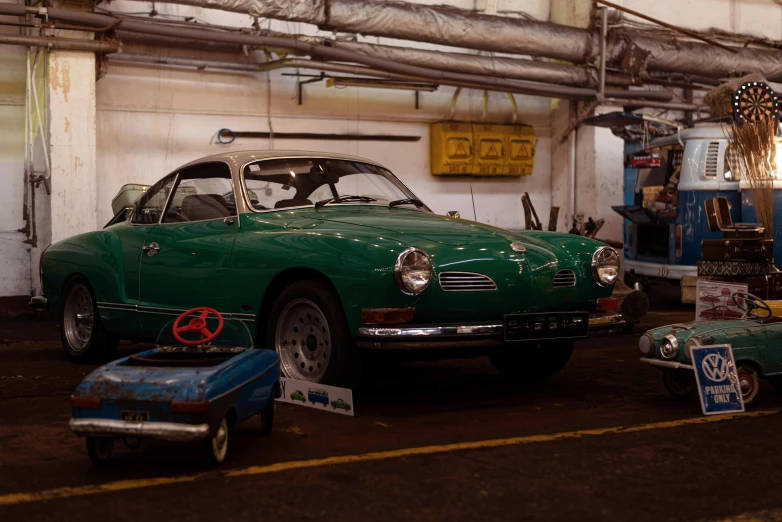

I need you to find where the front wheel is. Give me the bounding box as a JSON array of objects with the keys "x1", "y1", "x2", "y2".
[
  {"x1": 205, "y1": 417, "x2": 229, "y2": 465},
  {"x1": 663, "y1": 369, "x2": 697, "y2": 398},
  {"x1": 268, "y1": 280, "x2": 361, "y2": 388},
  {"x1": 60, "y1": 277, "x2": 118, "y2": 363},
  {"x1": 489, "y1": 340, "x2": 575, "y2": 382},
  {"x1": 737, "y1": 365, "x2": 760, "y2": 405}
]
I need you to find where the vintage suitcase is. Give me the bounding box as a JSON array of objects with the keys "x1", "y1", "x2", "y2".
[
  {"x1": 701, "y1": 239, "x2": 773, "y2": 261},
  {"x1": 740, "y1": 274, "x2": 782, "y2": 300}
]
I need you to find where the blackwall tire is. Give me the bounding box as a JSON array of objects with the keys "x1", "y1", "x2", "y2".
[
  {"x1": 489, "y1": 340, "x2": 575, "y2": 382},
  {"x1": 662, "y1": 369, "x2": 697, "y2": 398},
  {"x1": 259, "y1": 396, "x2": 275, "y2": 436},
  {"x1": 267, "y1": 280, "x2": 361, "y2": 388},
  {"x1": 60, "y1": 277, "x2": 118, "y2": 363},
  {"x1": 86, "y1": 436, "x2": 114, "y2": 464}
]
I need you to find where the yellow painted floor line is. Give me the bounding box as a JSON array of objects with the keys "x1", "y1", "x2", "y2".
[{"x1": 0, "y1": 409, "x2": 777, "y2": 507}]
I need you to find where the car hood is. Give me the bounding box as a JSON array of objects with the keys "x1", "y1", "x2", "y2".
[
  {"x1": 301, "y1": 207, "x2": 519, "y2": 247},
  {"x1": 650, "y1": 320, "x2": 762, "y2": 341}
]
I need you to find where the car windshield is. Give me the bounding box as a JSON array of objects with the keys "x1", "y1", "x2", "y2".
[
  {"x1": 156, "y1": 315, "x2": 254, "y2": 350},
  {"x1": 242, "y1": 158, "x2": 428, "y2": 211}
]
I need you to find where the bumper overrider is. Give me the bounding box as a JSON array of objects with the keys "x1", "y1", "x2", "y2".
[
  {"x1": 69, "y1": 418, "x2": 209, "y2": 442},
  {"x1": 356, "y1": 312, "x2": 626, "y2": 350}
]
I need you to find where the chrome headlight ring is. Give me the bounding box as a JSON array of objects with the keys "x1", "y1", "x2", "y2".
[
  {"x1": 394, "y1": 247, "x2": 433, "y2": 295},
  {"x1": 683, "y1": 338, "x2": 700, "y2": 361},
  {"x1": 592, "y1": 246, "x2": 620, "y2": 287},
  {"x1": 660, "y1": 333, "x2": 680, "y2": 360}
]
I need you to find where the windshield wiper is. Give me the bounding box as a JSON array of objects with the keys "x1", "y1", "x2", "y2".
[
  {"x1": 314, "y1": 195, "x2": 378, "y2": 208},
  {"x1": 389, "y1": 198, "x2": 424, "y2": 209}
]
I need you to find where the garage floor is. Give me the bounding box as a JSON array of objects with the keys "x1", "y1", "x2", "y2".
[{"x1": 1, "y1": 292, "x2": 781, "y2": 522}]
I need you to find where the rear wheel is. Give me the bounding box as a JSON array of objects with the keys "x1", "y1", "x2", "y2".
[
  {"x1": 489, "y1": 340, "x2": 575, "y2": 382},
  {"x1": 663, "y1": 369, "x2": 697, "y2": 398},
  {"x1": 259, "y1": 396, "x2": 275, "y2": 436},
  {"x1": 86, "y1": 437, "x2": 114, "y2": 464},
  {"x1": 268, "y1": 280, "x2": 361, "y2": 388},
  {"x1": 60, "y1": 277, "x2": 118, "y2": 363},
  {"x1": 737, "y1": 365, "x2": 760, "y2": 405}
]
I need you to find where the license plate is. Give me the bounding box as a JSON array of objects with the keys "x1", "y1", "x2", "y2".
[
  {"x1": 121, "y1": 410, "x2": 149, "y2": 422},
  {"x1": 504, "y1": 312, "x2": 589, "y2": 342}
]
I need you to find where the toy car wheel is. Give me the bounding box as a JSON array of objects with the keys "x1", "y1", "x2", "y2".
[
  {"x1": 205, "y1": 417, "x2": 229, "y2": 465},
  {"x1": 489, "y1": 340, "x2": 575, "y2": 382},
  {"x1": 662, "y1": 369, "x2": 697, "y2": 398},
  {"x1": 60, "y1": 277, "x2": 118, "y2": 363},
  {"x1": 737, "y1": 365, "x2": 760, "y2": 405},
  {"x1": 260, "y1": 396, "x2": 275, "y2": 436},
  {"x1": 268, "y1": 280, "x2": 362, "y2": 388},
  {"x1": 86, "y1": 436, "x2": 114, "y2": 464}
]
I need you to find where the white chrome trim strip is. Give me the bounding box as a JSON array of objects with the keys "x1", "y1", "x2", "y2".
[{"x1": 69, "y1": 418, "x2": 209, "y2": 442}]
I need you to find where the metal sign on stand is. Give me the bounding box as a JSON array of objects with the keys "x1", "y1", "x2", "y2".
[
  {"x1": 691, "y1": 345, "x2": 744, "y2": 415},
  {"x1": 278, "y1": 377, "x2": 355, "y2": 417}
]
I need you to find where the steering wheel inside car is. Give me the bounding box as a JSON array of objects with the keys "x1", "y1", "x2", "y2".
[{"x1": 732, "y1": 292, "x2": 773, "y2": 320}]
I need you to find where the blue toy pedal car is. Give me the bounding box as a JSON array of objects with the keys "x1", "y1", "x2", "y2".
[{"x1": 69, "y1": 307, "x2": 281, "y2": 465}]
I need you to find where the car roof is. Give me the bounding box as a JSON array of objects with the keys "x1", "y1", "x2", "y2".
[{"x1": 176, "y1": 150, "x2": 386, "y2": 172}]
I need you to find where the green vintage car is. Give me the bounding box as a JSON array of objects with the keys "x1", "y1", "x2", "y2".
[
  {"x1": 639, "y1": 292, "x2": 782, "y2": 405},
  {"x1": 290, "y1": 390, "x2": 306, "y2": 403},
  {"x1": 331, "y1": 399, "x2": 351, "y2": 412},
  {"x1": 32, "y1": 151, "x2": 622, "y2": 387}
]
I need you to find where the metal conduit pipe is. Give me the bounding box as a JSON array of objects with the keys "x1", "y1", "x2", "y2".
[
  {"x1": 0, "y1": 34, "x2": 118, "y2": 52},
  {"x1": 0, "y1": 4, "x2": 673, "y2": 102}
]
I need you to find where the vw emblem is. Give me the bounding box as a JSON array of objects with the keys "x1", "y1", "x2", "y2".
[
  {"x1": 701, "y1": 353, "x2": 729, "y2": 382},
  {"x1": 659, "y1": 266, "x2": 669, "y2": 278}
]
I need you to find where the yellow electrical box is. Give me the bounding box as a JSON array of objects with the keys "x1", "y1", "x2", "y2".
[
  {"x1": 473, "y1": 123, "x2": 506, "y2": 176},
  {"x1": 430, "y1": 122, "x2": 535, "y2": 176},
  {"x1": 430, "y1": 122, "x2": 474, "y2": 175},
  {"x1": 504, "y1": 124, "x2": 535, "y2": 176}
]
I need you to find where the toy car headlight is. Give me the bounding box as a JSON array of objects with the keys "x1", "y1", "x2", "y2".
[
  {"x1": 639, "y1": 333, "x2": 655, "y2": 356},
  {"x1": 395, "y1": 247, "x2": 432, "y2": 295},
  {"x1": 660, "y1": 334, "x2": 679, "y2": 360},
  {"x1": 683, "y1": 339, "x2": 699, "y2": 361},
  {"x1": 592, "y1": 246, "x2": 620, "y2": 287}
]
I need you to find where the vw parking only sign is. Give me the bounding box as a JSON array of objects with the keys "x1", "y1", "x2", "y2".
[{"x1": 691, "y1": 345, "x2": 744, "y2": 416}]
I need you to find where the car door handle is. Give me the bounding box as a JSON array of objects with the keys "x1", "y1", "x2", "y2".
[{"x1": 142, "y1": 242, "x2": 160, "y2": 256}]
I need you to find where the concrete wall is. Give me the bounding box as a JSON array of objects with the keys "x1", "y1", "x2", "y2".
[{"x1": 3, "y1": 0, "x2": 782, "y2": 304}]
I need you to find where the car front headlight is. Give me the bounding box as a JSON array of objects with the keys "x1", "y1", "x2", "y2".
[
  {"x1": 660, "y1": 334, "x2": 679, "y2": 360},
  {"x1": 395, "y1": 247, "x2": 432, "y2": 295},
  {"x1": 592, "y1": 246, "x2": 620, "y2": 287},
  {"x1": 639, "y1": 333, "x2": 654, "y2": 356}
]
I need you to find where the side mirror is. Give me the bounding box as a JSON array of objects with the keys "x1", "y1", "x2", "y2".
[{"x1": 446, "y1": 211, "x2": 460, "y2": 218}]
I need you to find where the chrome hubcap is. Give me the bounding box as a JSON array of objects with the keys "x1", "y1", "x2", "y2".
[
  {"x1": 63, "y1": 284, "x2": 94, "y2": 352},
  {"x1": 740, "y1": 375, "x2": 753, "y2": 395},
  {"x1": 275, "y1": 298, "x2": 330, "y2": 382}
]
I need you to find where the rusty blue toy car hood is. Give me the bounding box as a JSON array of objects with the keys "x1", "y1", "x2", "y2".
[{"x1": 72, "y1": 348, "x2": 280, "y2": 403}]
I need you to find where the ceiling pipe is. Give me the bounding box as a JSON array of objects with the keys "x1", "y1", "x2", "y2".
[
  {"x1": 0, "y1": 34, "x2": 118, "y2": 52},
  {"x1": 0, "y1": 4, "x2": 673, "y2": 102}
]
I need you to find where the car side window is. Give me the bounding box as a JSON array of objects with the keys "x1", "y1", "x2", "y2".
[
  {"x1": 131, "y1": 176, "x2": 176, "y2": 224},
  {"x1": 162, "y1": 162, "x2": 236, "y2": 223}
]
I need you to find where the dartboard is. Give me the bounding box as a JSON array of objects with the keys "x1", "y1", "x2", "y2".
[{"x1": 733, "y1": 81, "x2": 780, "y2": 122}]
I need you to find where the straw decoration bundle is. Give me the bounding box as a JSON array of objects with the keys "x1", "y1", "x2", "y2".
[{"x1": 727, "y1": 119, "x2": 776, "y2": 240}]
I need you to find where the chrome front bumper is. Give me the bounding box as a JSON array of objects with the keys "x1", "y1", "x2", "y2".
[
  {"x1": 356, "y1": 312, "x2": 627, "y2": 349},
  {"x1": 69, "y1": 418, "x2": 210, "y2": 442},
  {"x1": 639, "y1": 358, "x2": 694, "y2": 371}
]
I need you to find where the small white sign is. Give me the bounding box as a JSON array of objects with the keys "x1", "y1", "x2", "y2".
[
  {"x1": 278, "y1": 377, "x2": 354, "y2": 417},
  {"x1": 694, "y1": 280, "x2": 748, "y2": 322}
]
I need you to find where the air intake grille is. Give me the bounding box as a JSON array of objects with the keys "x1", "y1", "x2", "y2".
[
  {"x1": 553, "y1": 269, "x2": 576, "y2": 288},
  {"x1": 438, "y1": 272, "x2": 497, "y2": 292},
  {"x1": 704, "y1": 142, "x2": 720, "y2": 177}
]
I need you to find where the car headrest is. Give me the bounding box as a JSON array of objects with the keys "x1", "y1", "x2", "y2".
[{"x1": 180, "y1": 194, "x2": 231, "y2": 221}]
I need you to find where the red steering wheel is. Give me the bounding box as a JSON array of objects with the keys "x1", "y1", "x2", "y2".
[{"x1": 173, "y1": 307, "x2": 224, "y2": 346}]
